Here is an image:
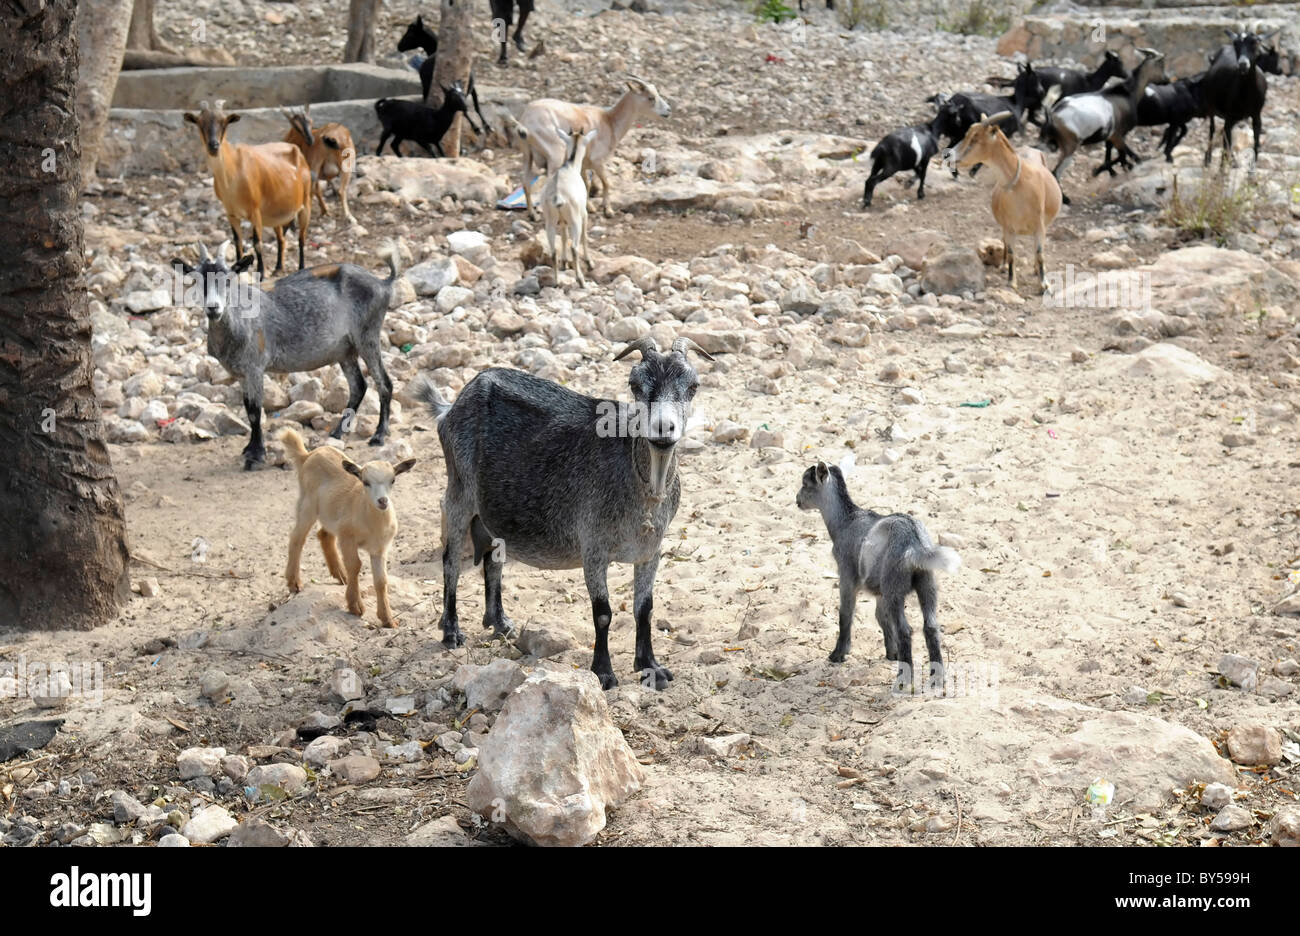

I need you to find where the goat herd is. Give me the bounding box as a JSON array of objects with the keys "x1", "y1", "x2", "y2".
[{"x1": 164, "y1": 18, "x2": 1282, "y2": 692}]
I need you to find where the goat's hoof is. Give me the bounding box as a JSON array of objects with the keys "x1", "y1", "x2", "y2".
[
  {"x1": 287, "y1": 579, "x2": 302, "y2": 593},
  {"x1": 348, "y1": 603, "x2": 365, "y2": 617},
  {"x1": 828, "y1": 650, "x2": 848, "y2": 664},
  {"x1": 368, "y1": 434, "x2": 386, "y2": 447},
  {"x1": 636, "y1": 662, "x2": 673, "y2": 691},
  {"x1": 441, "y1": 627, "x2": 465, "y2": 649},
  {"x1": 594, "y1": 669, "x2": 619, "y2": 691},
  {"x1": 484, "y1": 616, "x2": 518, "y2": 639},
  {"x1": 380, "y1": 617, "x2": 398, "y2": 630}
]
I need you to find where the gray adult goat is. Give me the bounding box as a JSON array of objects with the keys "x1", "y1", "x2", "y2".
[
  {"x1": 171, "y1": 241, "x2": 399, "y2": 469},
  {"x1": 417, "y1": 335, "x2": 713, "y2": 690}
]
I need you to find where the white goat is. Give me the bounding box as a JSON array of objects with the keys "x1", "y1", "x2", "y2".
[
  {"x1": 542, "y1": 129, "x2": 598, "y2": 286},
  {"x1": 518, "y1": 76, "x2": 670, "y2": 219}
]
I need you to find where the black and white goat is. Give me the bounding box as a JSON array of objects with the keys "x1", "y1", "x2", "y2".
[
  {"x1": 860, "y1": 114, "x2": 955, "y2": 208},
  {"x1": 1039, "y1": 48, "x2": 1165, "y2": 203}
]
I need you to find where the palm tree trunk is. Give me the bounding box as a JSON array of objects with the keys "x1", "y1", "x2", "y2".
[
  {"x1": 431, "y1": 0, "x2": 474, "y2": 158},
  {"x1": 0, "y1": 0, "x2": 131, "y2": 630},
  {"x1": 344, "y1": 0, "x2": 382, "y2": 63}
]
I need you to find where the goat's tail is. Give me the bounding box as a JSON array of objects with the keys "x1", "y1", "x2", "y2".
[
  {"x1": 906, "y1": 544, "x2": 961, "y2": 575},
  {"x1": 279, "y1": 427, "x2": 310, "y2": 469},
  {"x1": 377, "y1": 238, "x2": 402, "y2": 283},
  {"x1": 413, "y1": 376, "x2": 451, "y2": 424}
]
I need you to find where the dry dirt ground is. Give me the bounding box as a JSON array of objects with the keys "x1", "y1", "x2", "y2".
[{"x1": 3, "y1": 1, "x2": 1299, "y2": 847}]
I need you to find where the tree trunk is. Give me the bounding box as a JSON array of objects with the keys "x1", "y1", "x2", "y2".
[
  {"x1": 431, "y1": 0, "x2": 474, "y2": 158},
  {"x1": 121, "y1": 0, "x2": 235, "y2": 69},
  {"x1": 0, "y1": 0, "x2": 131, "y2": 631},
  {"x1": 344, "y1": 0, "x2": 382, "y2": 63},
  {"x1": 76, "y1": 0, "x2": 133, "y2": 186},
  {"x1": 125, "y1": 0, "x2": 174, "y2": 53}
]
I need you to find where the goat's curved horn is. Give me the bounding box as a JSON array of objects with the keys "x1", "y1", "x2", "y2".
[
  {"x1": 216, "y1": 240, "x2": 232, "y2": 263},
  {"x1": 1225, "y1": 28, "x2": 1238, "y2": 39},
  {"x1": 613, "y1": 337, "x2": 660, "y2": 361},
  {"x1": 197, "y1": 242, "x2": 209, "y2": 262},
  {"x1": 1136, "y1": 46, "x2": 1160, "y2": 58},
  {"x1": 981, "y1": 111, "x2": 1013, "y2": 126},
  {"x1": 213, "y1": 99, "x2": 226, "y2": 113},
  {"x1": 671, "y1": 336, "x2": 715, "y2": 361}
]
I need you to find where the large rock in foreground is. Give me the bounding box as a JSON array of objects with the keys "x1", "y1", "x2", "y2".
[{"x1": 466, "y1": 668, "x2": 645, "y2": 847}]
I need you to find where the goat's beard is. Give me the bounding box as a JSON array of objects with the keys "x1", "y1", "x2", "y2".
[{"x1": 644, "y1": 442, "x2": 675, "y2": 501}]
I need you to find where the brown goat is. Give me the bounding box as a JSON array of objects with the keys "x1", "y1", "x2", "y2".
[
  {"x1": 281, "y1": 429, "x2": 416, "y2": 628},
  {"x1": 282, "y1": 104, "x2": 357, "y2": 226},
  {"x1": 184, "y1": 99, "x2": 312, "y2": 277},
  {"x1": 947, "y1": 113, "x2": 1062, "y2": 294}
]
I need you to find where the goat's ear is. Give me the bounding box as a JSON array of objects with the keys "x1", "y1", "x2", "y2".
[
  {"x1": 232, "y1": 254, "x2": 255, "y2": 274},
  {"x1": 393, "y1": 458, "x2": 417, "y2": 477},
  {"x1": 225, "y1": 113, "x2": 241, "y2": 126},
  {"x1": 183, "y1": 112, "x2": 199, "y2": 125},
  {"x1": 171, "y1": 257, "x2": 194, "y2": 275},
  {"x1": 341, "y1": 459, "x2": 363, "y2": 479},
  {"x1": 814, "y1": 462, "x2": 829, "y2": 484}
]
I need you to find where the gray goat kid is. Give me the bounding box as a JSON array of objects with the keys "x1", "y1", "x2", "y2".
[
  {"x1": 170, "y1": 241, "x2": 399, "y2": 470},
  {"x1": 797, "y1": 462, "x2": 959, "y2": 689},
  {"x1": 416, "y1": 335, "x2": 713, "y2": 690}
]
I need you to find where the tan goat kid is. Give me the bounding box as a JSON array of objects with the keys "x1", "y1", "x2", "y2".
[
  {"x1": 282, "y1": 104, "x2": 358, "y2": 226},
  {"x1": 282, "y1": 429, "x2": 416, "y2": 628},
  {"x1": 184, "y1": 99, "x2": 312, "y2": 277},
  {"x1": 947, "y1": 112, "x2": 1062, "y2": 293}
]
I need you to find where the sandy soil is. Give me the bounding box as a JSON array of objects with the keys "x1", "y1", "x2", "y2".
[{"x1": 3, "y1": 1, "x2": 1299, "y2": 847}]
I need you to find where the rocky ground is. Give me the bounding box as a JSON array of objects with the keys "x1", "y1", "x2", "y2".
[{"x1": 2, "y1": 0, "x2": 1299, "y2": 847}]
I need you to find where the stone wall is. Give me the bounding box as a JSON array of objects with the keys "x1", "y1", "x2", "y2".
[
  {"x1": 998, "y1": 6, "x2": 1299, "y2": 77},
  {"x1": 100, "y1": 64, "x2": 530, "y2": 178}
]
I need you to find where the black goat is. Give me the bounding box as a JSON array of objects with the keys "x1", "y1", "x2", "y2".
[
  {"x1": 374, "y1": 85, "x2": 482, "y2": 158},
  {"x1": 396, "y1": 15, "x2": 492, "y2": 134},
  {"x1": 930, "y1": 62, "x2": 1039, "y2": 145},
  {"x1": 1029, "y1": 51, "x2": 1128, "y2": 121},
  {"x1": 1136, "y1": 72, "x2": 1206, "y2": 163},
  {"x1": 861, "y1": 114, "x2": 956, "y2": 208},
  {"x1": 1259, "y1": 43, "x2": 1283, "y2": 75},
  {"x1": 1202, "y1": 30, "x2": 1274, "y2": 167}
]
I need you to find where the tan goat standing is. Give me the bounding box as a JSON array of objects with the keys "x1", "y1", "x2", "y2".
[
  {"x1": 281, "y1": 429, "x2": 415, "y2": 628},
  {"x1": 947, "y1": 112, "x2": 1062, "y2": 293}
]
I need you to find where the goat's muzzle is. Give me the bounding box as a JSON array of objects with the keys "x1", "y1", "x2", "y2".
[{"x1": 376, "y1": 497, "x2": 390, "y2": 511}]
